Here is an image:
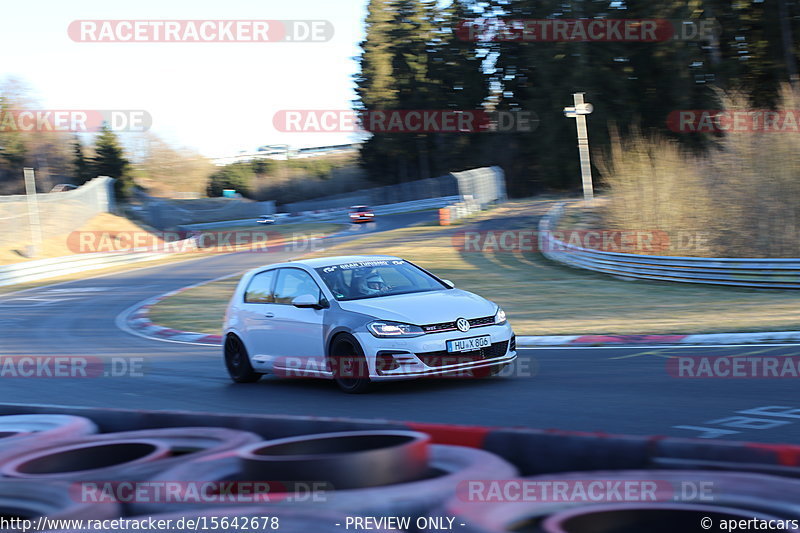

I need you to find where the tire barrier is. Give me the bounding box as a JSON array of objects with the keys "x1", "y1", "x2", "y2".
[
  {"x1": 651, "y1": 456, "x2": 800, "y2": 478},
  {"x1": 474, "y1": 425, "x2": 800, "y2": 475},
  {"x1": 1, "y1": 439, "x2": 172, "y2": 481},
  {"x1": 426, "y1": 470, "x2": 800, "y2": 533},
  {"x1": 0, "y1": 427, "x2": 263, "y2": 481},
  {"x1": 480, "y1": 428, "x2": 655, "y2": 475},
  {"x1": 237, "y1": 431, "x2": 431, "y2": 490},
  {"x1": 541, "y1": 503, "x2": 788, "y2": 533},
  {"x1": 131, "y1": 443, "x2": 517, "y2": 518},
  {"x1": 0, "y1": 414, "x2": 97, "y2": 450},
  {"x1": 0, "y1": 479, "x2": 120, "y2": 521},
  {"x1": 650, "y1": 436, "x2": 800, "y2": 469},
  {"x1": 0, "y1": 403, "x2": 797, "y2": 529}
]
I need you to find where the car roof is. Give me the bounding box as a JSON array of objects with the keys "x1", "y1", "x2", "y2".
[
  {"x1": 245, "y1": 256, "x2": 405, "y2": 278},
  {"x1": 349, "y1": 205, "x2": 370, "y2": 209},
  {"x1": 290, "y1": 255, "x2": 402, "y2": 268}
]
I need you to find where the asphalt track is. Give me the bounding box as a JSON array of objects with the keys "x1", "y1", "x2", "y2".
[{"x1": 0, "y1": 210, "x2": 799, "y2": 444}]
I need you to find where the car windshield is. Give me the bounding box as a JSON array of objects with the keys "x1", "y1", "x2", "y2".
[{"x1": 315, "y1": 259, "x2": 446, "y2": 301}]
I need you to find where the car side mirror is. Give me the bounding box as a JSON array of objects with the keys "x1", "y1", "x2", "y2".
[
  {"x1": 442, "y1": 279, "x2": 455, "y2": 288},
  {"x1": 292, "y1": 294, "x2": 326, "y2": 309}
]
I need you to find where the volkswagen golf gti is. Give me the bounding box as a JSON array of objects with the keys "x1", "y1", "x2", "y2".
[{"x1": 223, "y1": 255, "x2": 517, "y2": 393}]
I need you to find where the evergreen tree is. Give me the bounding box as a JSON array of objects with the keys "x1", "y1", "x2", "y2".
[
  {"x1": 426, "y1": 0, "x2": 491, "y2": 175},
  {"x1": 0, "y1": 95, "x2": 27, "y2": 183},
  {"x1": 92, "y1": 124, "x2": 133, "y2": 200},
  {"x1": 356, "y1": 0, "x2": 398, "y2": 111},
  {"x1": 72, "y1": 137, "x2": 90, "y2": 185},
  {"x1": 206, "y1": 163, "x2": 253, "y2": 198},
  {"x1": 357, "y1": 0, "x2": 490, "y2": 183},
  {"x1": 355, "y1": 0, "x2": 800, "y2": 195}
]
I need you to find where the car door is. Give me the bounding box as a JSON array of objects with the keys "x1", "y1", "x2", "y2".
[
  {"x1": 240, "y1": 269, "x2": 279, "y2": 366},
  {"x1": 270, "y1": 267, "x2": 327, "y2": 374}
]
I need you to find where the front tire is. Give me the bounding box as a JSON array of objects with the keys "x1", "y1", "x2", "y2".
[
  {"x1": 224, "y1": 335, "x2": 261, "y2": 383},
  {"x1": 330, "y1": 336, "x2": 371, "y2": 394}
]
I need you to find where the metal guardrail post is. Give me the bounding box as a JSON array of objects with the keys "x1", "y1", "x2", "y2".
[{"x1": 23, "y1": 168, "x2": 43, "y2": 258}]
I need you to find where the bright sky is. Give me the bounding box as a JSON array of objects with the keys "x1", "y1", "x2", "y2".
[{"x1": 0, "y1": 0, "x2": 368, "y2": 157}]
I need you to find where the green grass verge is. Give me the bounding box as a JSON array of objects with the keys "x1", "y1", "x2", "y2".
[
  {"x1": 148, "y1": 276, "x2": 241, "y2": 335},
  {"x1": 146, "y1": 199, "x2": 800, "y2": 336}
]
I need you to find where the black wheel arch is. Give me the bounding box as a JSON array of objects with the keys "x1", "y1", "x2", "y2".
[{"x1": 326, "y1": 328, "x2": 361, "y2": 358}]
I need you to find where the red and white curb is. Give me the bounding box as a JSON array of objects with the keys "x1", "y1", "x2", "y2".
[
  {"x1": 120, "y1": 288, "x2": 800, "y2": 348},
  {"x1": 517, "y1": 332, "x2": 800, "y2": 347},
  {"x1": 123, "y1": 289, "x2": 224, "y2": 345},
  {"x1": 116, "y1": 274, "x2": 238, "y2": 346}
]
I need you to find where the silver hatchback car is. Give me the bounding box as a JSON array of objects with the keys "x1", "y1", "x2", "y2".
[{"x1": 223, "y1": 255, "x2": 516, "y2": 393}]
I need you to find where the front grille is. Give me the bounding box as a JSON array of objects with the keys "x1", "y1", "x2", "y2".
[
  {"x1": 421, "y1": 315, "x2": 495, "y2": 334},
  {"x1": 422, "y1": 321, "x2": 454, "y2": 333},
  {"x1": 416, "y1": 341, "x2": 509, "y2": 367},
  {"x1": 470, "y1": 316, "x2": 495, "y2": 327}
]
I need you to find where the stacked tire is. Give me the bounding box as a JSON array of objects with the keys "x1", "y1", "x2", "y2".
[{"x1": 3, "y1": 411, "x2": 800, "y2": 533}]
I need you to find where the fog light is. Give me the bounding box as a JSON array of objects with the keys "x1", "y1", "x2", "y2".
[{"x1": 376, "y1": 353, "x2": 400, "y2": 374}]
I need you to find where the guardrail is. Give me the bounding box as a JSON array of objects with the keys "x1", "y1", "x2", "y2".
[
  {"x1": 179, "y1": 196, "x2": 462, "y2": 231},
  {"x1": 540, "y1": 202, "x2": 800, "y2": 289},
  {"x1": 0, "y1": 194, "x2": 462, "y2": 288},
  {"x1": 0, "y1": 251, "x2": 170, "y2": 288},
  {"x1": 0, "y1": 196, "x2": 461, "y2": 288},
  {"x1": 0, "y1": 176, "x2": 114, "y2": 250}
]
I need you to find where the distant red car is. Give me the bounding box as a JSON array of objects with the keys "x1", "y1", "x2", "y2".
[{"x1": 349, "y1": 205, "x2": 375, "y2": 224}]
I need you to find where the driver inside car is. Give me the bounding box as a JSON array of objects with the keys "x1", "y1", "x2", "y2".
[{"x1": 353, "y1": 269, "x2": 390, "y2": 297}]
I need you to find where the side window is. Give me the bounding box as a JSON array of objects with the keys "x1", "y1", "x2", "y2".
[
  {"x1": 274, "y1": 268, "x2": 322, "y2": 305},
  {"x1": 244, "y1": 270, "x2": 276, "y2": 304}
]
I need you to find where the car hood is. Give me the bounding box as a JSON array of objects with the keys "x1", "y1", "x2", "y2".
[{"x1": 337, "y1": 289, "x2": 496, "y2": 325}]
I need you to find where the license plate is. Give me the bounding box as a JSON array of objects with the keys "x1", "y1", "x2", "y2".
[{"x1": 446, "y1": 335, "x2": 491, "y2": 353}]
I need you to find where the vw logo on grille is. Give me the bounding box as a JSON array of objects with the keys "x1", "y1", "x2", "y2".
[{"x1": 456, "y1": 318, "x2": 470, "y2": 332}]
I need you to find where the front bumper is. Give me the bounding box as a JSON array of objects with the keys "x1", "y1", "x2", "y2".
[{"x1": 354, "y1": 324, "x2": 517, "y2": 381}]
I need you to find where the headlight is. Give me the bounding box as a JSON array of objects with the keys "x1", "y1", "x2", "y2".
[
  {"x1": 368, "y1": 321, "x2": 425, "y2": 338},
  {"x1": 494, "y1": 307, "x2": 507, "y2": 325}
]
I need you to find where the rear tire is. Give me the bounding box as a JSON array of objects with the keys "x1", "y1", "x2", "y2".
[
  {"x1": 224, "y1": 335, "x2": 261, "y2": 383},
  {"x1": 330, "y1": 336, "x2": 371, "y2": 394}
]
